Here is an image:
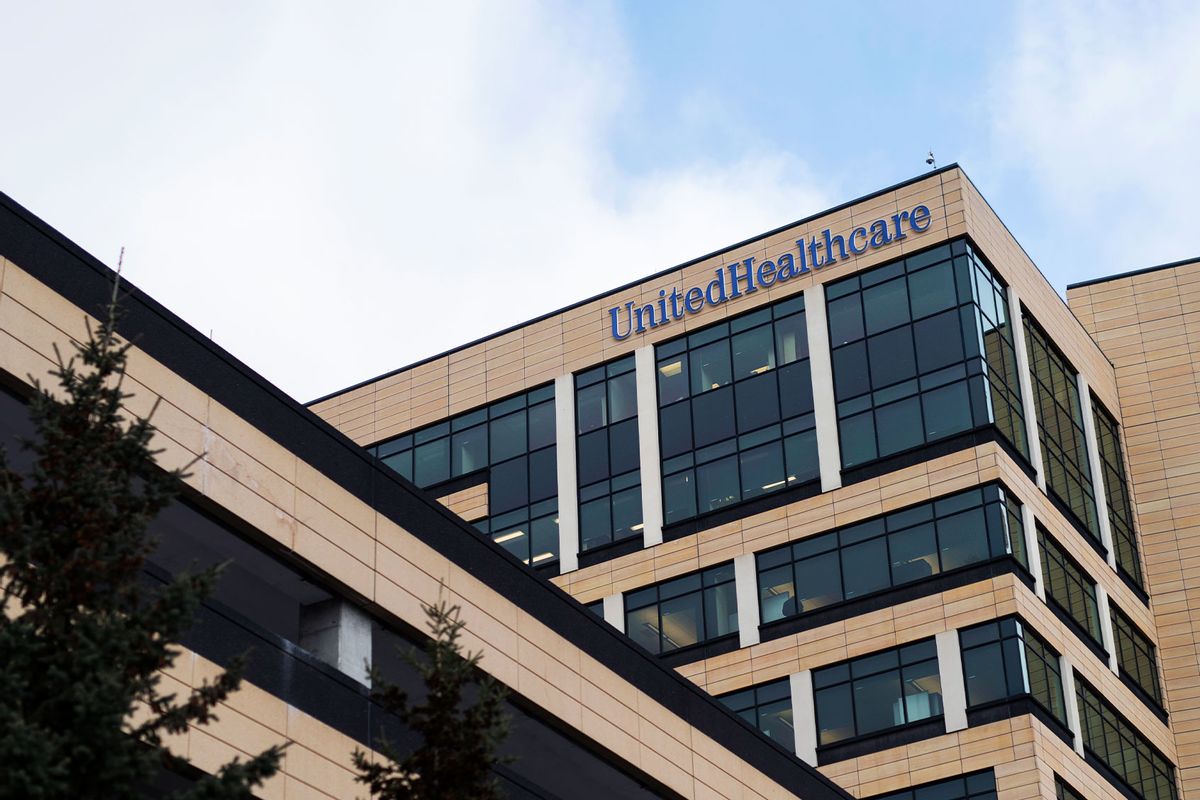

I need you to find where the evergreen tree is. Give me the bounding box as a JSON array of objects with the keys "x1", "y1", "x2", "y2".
[
  {"x1": 0, "y1": 294, "x2": 284, "y2": 799},
  {"x1": 353, "y1": 596, "x2": 510, "y2": 800}
]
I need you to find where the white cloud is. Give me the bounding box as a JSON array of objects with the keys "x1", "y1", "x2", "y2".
[
  {"x1": 988, "y1": 1, "x2": 1200, "y2": 282},
  {"x1": 0, "y1": 2, "x2": 830, "y2": 401}
]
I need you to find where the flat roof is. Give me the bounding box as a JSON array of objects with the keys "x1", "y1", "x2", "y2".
[{"x1": 1067, "y1": 256, "x2": 1200, "y2": 290}]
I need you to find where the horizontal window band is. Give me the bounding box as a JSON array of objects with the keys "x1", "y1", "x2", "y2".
[
  {"x1": 656, "y1": 633, "x2": 741, "y2": 668},
  {"x1": 815, "y1": 717, "x2": 944, "y2": 765},
  {"x1": 759, "y1": 557, "x2": 1033, "y2": 645},
  {"x1": 662, "y1": 479, "x2": 821, "y2": 543}
]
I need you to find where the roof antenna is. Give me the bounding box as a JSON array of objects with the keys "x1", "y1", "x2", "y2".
[{"x1": 926, "y1": 150, "x2": 937, "y2": 169}]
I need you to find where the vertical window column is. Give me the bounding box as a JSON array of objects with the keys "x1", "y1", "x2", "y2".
[
  {"x1": 790, "y1": 670, "x2": 817, "y2": 764},
  {"x1": 635, "y1": 345, "x2": 664, "y2": 546},
  {"x1": 1008, "y1": 290, "x2": 1047, "y2": 491},
  {"x1": 1078, "y1": 375, "x2": 1118, "y2": 569},
  {"x1": 555, "y1": 374, "x2": 580, "y2": 572},
  {"x1": 936, "y1": 630, "x2": 968, "y2": 732},
  {"x1": 1022, "y1": 504, "x2": 1046, "y2": 601},
  {"x1": 805, "y1": 282, "x2": 842, "y2": 492}
]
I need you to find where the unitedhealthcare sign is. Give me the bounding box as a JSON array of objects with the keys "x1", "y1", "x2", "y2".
[{"x1": 608, "y1": 204, "x2": 933, "y2": 341}]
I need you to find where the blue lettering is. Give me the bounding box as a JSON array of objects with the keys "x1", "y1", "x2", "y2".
[
  {"x1": 890, "y1": 211, "x2": 909, "y2": 241},
  {"x1": 728, "y1": 258, "x2": 756, "y2": 298},
  {"x1": 609, "y1": 302, "x2": 634, "y2": 340},
  {"x1": 757, "y1": 259, "x2": 777, "y2": 287},
  {"x1": 823, "y1": 230, "x2": 848, "y2": 264},
  {"x1": 848, "y1": 227, "x2": 868, "y2": 254},
  {"x1": 705, "y1": 269, "x2": 728, "y2": 306},
  {"x1": 909, "y1": 204, "x2": 931, "y2": 232},
  {"x1": 634, "y1": 303, "x2": 658, "y2": 332},
  {"x1": 869, "y1": 219, "x2": 892, "y2": 248},
  {"x1": 684, "y1": 286, "x2": 705, "y2": 314}
]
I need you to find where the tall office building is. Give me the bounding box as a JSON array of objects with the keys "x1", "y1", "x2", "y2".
[
  {"x1": 0, "y1": 164, "x2": 1195, "y2": 799},
  {"x1": 308, "y1": 165, "x2": 1196, "y2": 800}
]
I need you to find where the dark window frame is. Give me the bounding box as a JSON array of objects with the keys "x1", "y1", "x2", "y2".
[
  {"x1": 1075, "y1": 676, "x2": 1178, "y2": 800},
  {"x1": 1022, "y1": 313, "x2": 1101, "y2": 544},
  {"x1": 757, "y1": 483, "x2": 1027, "y2": 626},
  {"x1": 369, "y1": 384, "x2": 559, "y2": 567},
  {"x1": 866, "y1": 768, "x2": 997, "y2": 800},
  {"x1": 717, "y1": 677, "x2": 795, "y2": 753},
  {"x1": 576, "y1": 355, "x2": 643, "y2": 553},
  {"x1": 826, "y1": 239, "x2": 1028, "y2": 470},
  {"x1": 655, "y1": 295, "x2": 818, "y2": 526},
  {"x1": 623, "y1": 562, "x2": 739, "y2": 656},
  {"x1": 958, "y1": 615, "x2": 1067, "y2": 726},
  {"x1": 1111, "y1": 603, "x2": 1163, "y2": 709},
  {"x1": 1093, "y1": 398, "x2": 1144, "y2": 589},
  {"x1": 1037, "y1": 526, "x2": 1104, "y2": 650},
  {"x1": 812, "y1": 638, "x2": 943, "y2": 747}
]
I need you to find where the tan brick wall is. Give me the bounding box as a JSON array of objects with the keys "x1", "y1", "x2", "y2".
[
  {"x1": 312, "y1": 167, "x2": 1119, "y2": 447},
  {"x1": 1069, "y1": 258, "x2": 1200, "y2": 799},
  {"x1": 0, "y1": 254, "x2": 824, "y2": 800}
]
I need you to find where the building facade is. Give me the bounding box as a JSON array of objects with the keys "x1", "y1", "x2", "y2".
[{"x1": 307, "y1": 165, "x2": 1192, "y2": 800}]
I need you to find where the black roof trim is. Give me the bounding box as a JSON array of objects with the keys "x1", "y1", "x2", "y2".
[
  {"x1": 0, "y1": 189, "x2": 853, "y2": 800},
  {"x1": 1067, "y1": 256, "x2": 1200, "y2": 290},
  {"x1": 305, "y1": 163, "x2": 962, "y2": 405}
]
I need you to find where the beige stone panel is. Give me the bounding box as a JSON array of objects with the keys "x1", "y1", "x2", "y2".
[
  {"x1": 200, "y1": 460, "x2": 297, "y2": 550},
  {"x1": 436, "y1": 481, "x2": 488, "y2": 520},
  {"x1": 294, "y1": 522, "x2": 374, "y2": 600},
  {"x1": 282, "y1": 742, "x2": 359, "y2": 800},
  {"x1": 204, "y1": 430, "x2": 297, "y2": 516}
]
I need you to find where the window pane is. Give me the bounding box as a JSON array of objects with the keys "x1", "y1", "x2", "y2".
[
  {"x1": 843, "y1": 538, "x2": 889, "y2": 599},
  {"x1": 608, "y1": 371, "x2": 637, "y2": 424},
  {"x1": 736, "y1": 372, "x2": 781, "y2": 433},
  {"x1": 914, "y1": 310, "x2": 965, "y2": 373},
  {"x1": 489, "y1": 456, "x2": 529, "y2": 514},
  {"x1": 528, "y1": 401, "x2": 555, "y2": 450},
  {"x1": 740, "y1": 442, "x2": 785, "y2": 500},
  {"x1": 732, "y1": 325, "x2": 776, "y2": 380},
  {"x1": 608, "y1": 418, "x2": 640, "y2": 475},
  {"x1": 657, "y1": 357, "x2": 688, "y2": 404},
  {"x1": 580, "y1": 497, "x2": 612, "y2": 551},
  {"x1": 921, "y1": 382, "x2": 973, "y2": 442},
  {"x1": 840, "y1": 412, "x2": 877, "y2": 467},
  {"x1": 816, "y1": 684, "x2": 854, "y2": 745},
  {"x1": 690, "y1": 341, "x2": 732, "y2": 393},
  {"x1": 775, "y1": 313, "x2": 809, "y2": 364},
  {"x1": 863, "y1": 277, "x2": 910, "y2": 334},
  {"x1": 659, "y1": 401, "x2": 692, "y2": 458},
  {"x1": 759, "y1": 565, "x2": 795, "y2": 623},
  {"x1": 626, "y1": 605, "x2": 660, "y2": 654},
  {"x1": 451, "y1": 426, "x2": 488, "y2": 476},
  {"x1": 876, "y1": 396, "x2": 923, "y2": 457},
  {"x1": 963, "y1": 642, "x2": 1007, "y2": 706},
  {"x1": 833, "y1": 342, "x2": 870, "y2": 399},
  {"x1": 529, "y1": 446, "x2": 557, "y2": 502},
  {"x1": 414, "y1": 438, "x2": 450, "y2": 486},
  {"x1": 696, "y1": 456, "x2": 740, "y2": 513},
  {"x1": 794, "y1": 551, "x2": 842, "y2": 612},
  {"x1": 611, "y1": 486, "x2": 642, "y2": 542},
  {"x1": 663, "y1": 471, "x2": 696, "y2": 524},
  {"x1": 576, "y1": 382, "x2": 607, "y2": 433},
  {"x1": 577, "y1": 428, "x2": 609, "y2": 486},
  {"x1": 901, "y1": 660, "x2": 942, "y2": 722},
  {"x1": 828, "y1": 296, "x2": 864, "y2": 346},
  {"x1": 939, "y1": 508, "x2": 989, "y2": 570},
  {"x1": 490, "y1": 412, "x2": 527, "y2": 462},
  {"x1": 784, "y1": 429, "x2": 819, "y2": 484},
  {"x1": 659, "y1": 592, "x2": 703, "y2": 652},
  {"x1": 778, "y1": 361, "x2": 814, "y2": 418},
  {"x1": 890, "y1": 523, "x2": 938, "y2": 584},
  {"x1": 692, "y1": 387, "x2": 735, "y2": 447},
  {"x1": 853, "y1": 670, "x2": 903, "y2": 735},
  {"x1": 704, "y1": 582, "x2": 739, "y2": 639},
  {"x1": 868, "y1": 328, "x2": 918, "y2": 388},
  {"x1": 909, "y1": 260, "x2": 957, "y2": 318}
]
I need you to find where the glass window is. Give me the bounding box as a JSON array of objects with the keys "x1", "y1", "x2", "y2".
[
  {"x1": 1111, "y1": 604, "x2": 1163, "y2": 707},
  {"x1": 1037, "y1": 528, "x2": 1103, "y2": 647},
  {"x1": 369, "y1": 385, "x2": 558, "y2": 567},
  {"x1": 1094, "y1": 400, "x2": 1143, "y2": 588},
  {"x1": 624, "y1": 563, "x2": 738, "y2": 655},
  {"x1": 657, "y1": 297, "x2": 817, "y2": 525},
  {"x1": 576, "y1": 356, "x2": 643, "y2": 552},
  {"x1": 1024, "y1": 314, "x2": 1102, "y2": 543},
  {"x1": 959, "y1": 617, "x2": 1066, "y2": 725},
  {"x1": 1076, "y1": 678, "x2": 1178, "y2": 800},
  {"x1": 870, "y1": 769, "x2": 997, "y2": 800},
  {"x1": 718, "y1": 678, "x2": 794, "y2": 752},
  {"x1": 813, "y1": 640, "x2": 942, "y2": 745},
  {"x1": 827, "y1": 241, "x2": 1028, "y2": 469},
  {"x1": 758, "y1": 484, "x2": 1027, "y2": 624}
]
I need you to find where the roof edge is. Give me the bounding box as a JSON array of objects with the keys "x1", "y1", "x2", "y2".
[
  {"x1": 305, "y1": 163, "x2": 963, "y2": 406},
  {"x1": 1067, "y1": 256, "x2": 1200, "y2": 291}
]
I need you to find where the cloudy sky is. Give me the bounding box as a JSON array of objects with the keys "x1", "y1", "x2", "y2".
[{"x1": 2, "y1": 1, "x2": 1198, "y2": 402}]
